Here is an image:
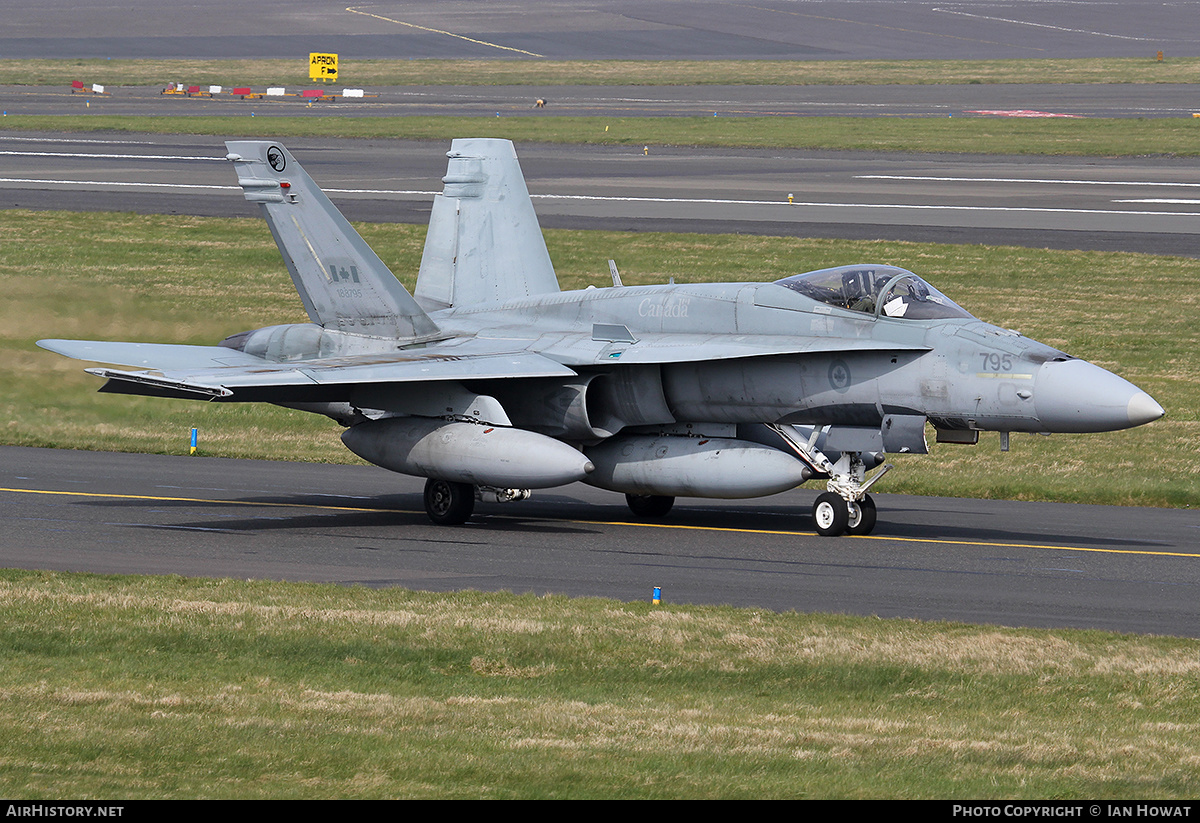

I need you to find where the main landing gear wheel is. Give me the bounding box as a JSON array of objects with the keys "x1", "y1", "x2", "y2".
[
  {"x1": 812, "y1": 492, "x2": 849, "y2": 536},
  {"x1": 625, "y1": 493, "x2": 675, "y2": 519},
  {"x1": 424, "y1": 478, "x2": 475, "y2": 525},
  {"x1": 846, "y1": 494, "x2": 877, "y2": 536}
]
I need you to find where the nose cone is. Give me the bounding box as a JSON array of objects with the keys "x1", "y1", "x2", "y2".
[{"x1": 1035, "y1": 360, "x2": 1164, "y2": 433}]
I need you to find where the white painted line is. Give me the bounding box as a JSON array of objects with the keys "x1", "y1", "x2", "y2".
[
  {"x1": 1, "y1": 177, "x2": 1197, "y2": 218},
  {"x1": 529, "y1": 192, "x2": 1200, "y2": 217},
  {"x1": 1114, "y1": 199, "x2": 1200, "y2": 205},
  {"x1": 0, "y1": 136, "x2": 164, "y2": 146},
  {"x1": 326, "y1": 188, "x2": 437, "y2": 196},
  {"x1": 0, "y1": 150, "x2": 225, "y2": 161},
  {"x1": 0, "y1": 177, "x2": 438, "y2": 195},
  {"x1": 530, "y1": 193, "x2": 794, "y2": 206},
  {"x1": 965, "y1": 110, "x2": 1080, "y2": 118},
  {"x1": 857, "y1": 175, "x2": 1200, "y2": 188},
  {"x1": 345, "y1": 5, "x2": 544, "y2": 57},
  {"x1": 0, "y1": 177, "x2": 236, "y2": 191},
  {"x1": 931, "y1": 7, "x2": 1164, "y2": 42}
]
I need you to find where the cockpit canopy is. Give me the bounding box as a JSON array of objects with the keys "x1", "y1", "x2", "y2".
[{"x1": 774, "y1": 265, "x2": 974, "y2": 320}]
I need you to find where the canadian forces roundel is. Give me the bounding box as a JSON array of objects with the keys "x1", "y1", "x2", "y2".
[
  {"x1": 267, "y1": 146, "x2": 287, "y2": 172},
  {"x1": 828, "y1": 359, "x2": 852, "y2": 393}
]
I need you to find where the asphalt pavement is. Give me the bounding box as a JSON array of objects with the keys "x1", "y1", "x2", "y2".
[
  {"x1": 5, "y1": 1, "x2": 1200, "y2": 60},
  {"x1": 3, "y1": 131, "x2": 1198, "y2": 256},
  {"x1": 5, "y1": 446, "x2": 1198, "y2": 637}
]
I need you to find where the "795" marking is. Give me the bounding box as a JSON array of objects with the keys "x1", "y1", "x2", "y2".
[{"x1": 981, "y1": 353, "x2": 1013, "y2": 371}]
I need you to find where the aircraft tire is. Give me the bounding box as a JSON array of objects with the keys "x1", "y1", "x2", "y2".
[
  {"x1": 625, "y1": 493, "x2": 675, "y2": 519},
  {"x1": 813, "y1": 492, "x2": 849, "y2": 536},
  {"x1": 424, "y1": 478, "x2": 475, "y2": 525},
  {"x1": 846, "y1": 495, "x2": 877, "y2": 536}
]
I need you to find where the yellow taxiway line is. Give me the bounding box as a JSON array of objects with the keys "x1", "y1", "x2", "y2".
[{"x1": 2, "y1": 486, "x2": 1193, "y2": 559}]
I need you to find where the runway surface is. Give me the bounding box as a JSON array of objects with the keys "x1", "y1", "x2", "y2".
[
  {"x1": 3, "y1": 446, "x2": 1198, "y2": 637},
  {"x1": 2, "y1": 131, "x2": 1198, "y2": 256},
  {"x1": 7, "y1": 1, "x2": 1200, "y2": 60}
]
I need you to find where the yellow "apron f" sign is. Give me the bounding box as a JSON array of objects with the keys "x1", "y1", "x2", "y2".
[{"x1": 309, "y1": 53, "x2": 338, "y2": 82}]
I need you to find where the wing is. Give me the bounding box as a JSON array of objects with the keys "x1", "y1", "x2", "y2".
[
  {"x1": 39, "y1": 327, "x2": 923, "y2": 404},
  {"x1": 37, "y1": 339, "x2": 576, "y2": 402}
]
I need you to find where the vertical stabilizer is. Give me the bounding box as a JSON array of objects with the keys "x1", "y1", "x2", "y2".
[
  {"x1": 415, "y1": 139, "x2": 560, "y2": 308},
  {"x1": 225, "y1": 141, "x2": 439, "y2": 340}
]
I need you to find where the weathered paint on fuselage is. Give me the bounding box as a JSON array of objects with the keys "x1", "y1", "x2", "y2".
[
  {"x1": 428, "y1": 280, "x2": 1071, "y2": 435},
  {"x1": 222, "y1": 272, "x2": 1148, "y2": 438}
]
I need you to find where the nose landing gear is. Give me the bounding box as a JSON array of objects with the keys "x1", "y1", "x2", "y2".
[
  {"x1": 813, "y1": 489, "x2": 879, "y2": 537},
  {"x1": 814, "y1": 456, "x2": 889, "y2": 536},
  {"x1": 766, "y1": 423, "x2": 892, "y2": 537}
]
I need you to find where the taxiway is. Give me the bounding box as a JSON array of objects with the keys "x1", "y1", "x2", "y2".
[
  {"x1": 2, "y1": 132, "x2": 1199, "y2": 256},
  {"x1": 4, "y1": 446, "x2": 1198, "y2": 637}
]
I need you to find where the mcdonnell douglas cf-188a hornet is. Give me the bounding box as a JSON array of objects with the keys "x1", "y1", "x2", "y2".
[{"x1": 39, "y1": 141, "x2": 1164, "y2": 536}]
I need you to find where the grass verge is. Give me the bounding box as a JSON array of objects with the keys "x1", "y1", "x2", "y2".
[
  {"x1": 2, "y1": 210, "x2": 1194, "y2": 508},
  {"x1": 10, "y1": 56, "x2": 1200, "y2": 87},
  {"x1": 3, "y1": 569, "x2": 1200, "y2": 799},
  {"x1": 5, "y1": 115, "x2": 1200, "y2": 157},
  {"x1": 7, "y1": 573, "x2": 1200, "y2": 801}
]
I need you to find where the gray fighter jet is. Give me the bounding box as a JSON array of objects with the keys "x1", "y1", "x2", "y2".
[{"x1": 38, "y1": 140, "x2": 1164, "y2": 535}]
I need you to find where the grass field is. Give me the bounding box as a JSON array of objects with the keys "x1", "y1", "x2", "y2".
[
  {"x1": 3, "y1": 209, "x2": 1194, "y2": 508},
  {"x1": 9, "y1": 56, "x2": 1200, "y2": 87},
  {"x1": 6, "y1": 114, "x2": 1200, "y2": 157},
  {"x1": 10, "y1": 53, "x2": 1200, "y2": 157},
  {"x1": 4, "y1": 569, "x2": 1200, "y2": 799}
]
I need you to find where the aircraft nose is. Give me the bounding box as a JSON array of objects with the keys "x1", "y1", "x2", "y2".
[{"x1": 1034, "y1": 359, "x2": 1164, "y2": 433}]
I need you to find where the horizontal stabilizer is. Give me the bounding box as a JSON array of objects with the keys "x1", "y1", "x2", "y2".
[{"x1": 37, "y1": 339, "x2": 267, "y2": 369}]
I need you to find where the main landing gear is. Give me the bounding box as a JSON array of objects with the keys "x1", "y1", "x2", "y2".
[
  {"x1": 625, "y1": 493, "x2": 675, "y2": 519},
  {"x1": 422, "y1": 480, "x2": 534, "y2": 525},
  {"x1": 423, "y1": 478, "x2": 474, "y2": 525},
  {"x1": 423, "y1": 481, "x2": 681, "y2": 525}
]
